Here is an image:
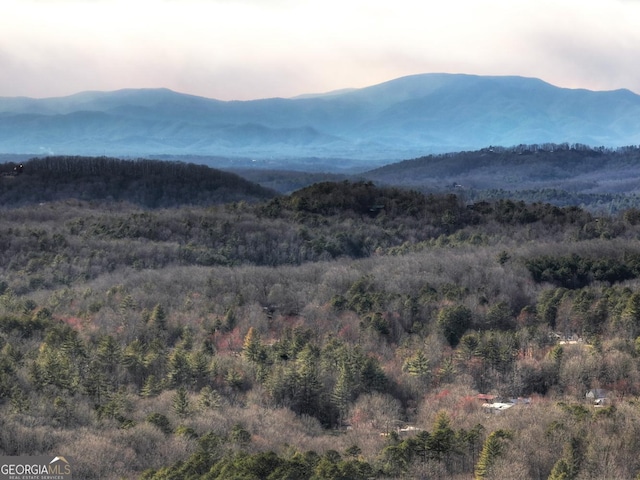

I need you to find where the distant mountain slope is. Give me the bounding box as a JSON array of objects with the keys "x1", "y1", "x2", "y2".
[
  {"x1": 2, "y1": 74, "x2": 640, "y2": 164},
  {"x1": 0, "y1": 156, "x2": 277, "y2": 207},
  {"x1": 359, "y1": 144, "x2": 640, "y2": 196}
]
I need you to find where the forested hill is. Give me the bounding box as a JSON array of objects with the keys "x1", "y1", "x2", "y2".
[
  {"x1": 361, "y1": 144, "x2": 640, "y2": 195},
  {"x1": 0, "y1": 156, "x2": 277, "y2": 207}
]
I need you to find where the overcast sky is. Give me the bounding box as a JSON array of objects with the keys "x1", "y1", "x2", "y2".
[{"x1": 3, "y1": 0, "x2": 640, "y2": 100}]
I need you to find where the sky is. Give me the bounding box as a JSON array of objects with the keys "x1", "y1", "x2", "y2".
[{"x1": 2, "y1": 0, "x2": 640, "y2": 100}]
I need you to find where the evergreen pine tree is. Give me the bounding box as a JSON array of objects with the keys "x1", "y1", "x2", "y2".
[
  {"x1": 96, "y1": 335, "x2": 122, "y2": 376},
  {"x1": 403, "y1": 350, "x2": 430, "y2": 378},
  {"x1": 141, "y1": 375, "x2": 161, "y2": 398},
  {"x1": 189, "y1": 350, "x2": 211, "y2": 389},
  {"x1": 427, "y1": 411, "x2": 455, "y2": 461},
  {"x1": 548, "y1": 459, "x2": 572, "y2": 480},
  {"x1": 475, "y1": 429, "x2": 512, "y2": 480},
  {"x1": 149, "y1": 303, "x2": 167, "y2": 330},
  {"x1": 122, "y1": 339, "x2": 147, "y2": 387},
  {"x1": 548, "y1": 437, "x2": 584, "y2": 480},
  {"x1": 198, "y1": 385, "x2": 222, "y2": 410},
  {"x1": 437, "y1": 305, "x2": 472, "y2": 347},
  {"x1": 622, "y1": 292, "x2": 640, "y2": 337},
  {"x1": 331, "y1": 365, "x2": 352, "y2": 426},
  {"x1": 173, "y1": 386, "x2": 191, "y2": 417},
  {"x1": 243, "y1": 327, "x2": 263, "y2": 363},
  {"x1": 294, "y1": 344, "x2": 321, "y2": 416},
  {"x1": 167, "y1": 347, "x2": 192, "y2": 388}
]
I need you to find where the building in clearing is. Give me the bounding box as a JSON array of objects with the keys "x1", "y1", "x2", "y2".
[{"x1": 586, "y1": 389, "x2": 609, "y2": 405}]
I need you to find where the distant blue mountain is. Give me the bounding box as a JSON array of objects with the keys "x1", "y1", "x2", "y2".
[{"x1": 2, "y1": 73, "x2": 640, "y2": 164}]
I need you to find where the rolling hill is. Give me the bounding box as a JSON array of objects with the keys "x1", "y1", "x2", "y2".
[
  {"x1": 360, "y1": 144, "x2": 640, "y2": 192},
  {"x1": 0, "y1": 156, "x2": 277, "y2": 207},
  {"x1": 2, "y1": 74, "x2": 640, "y2": 167}
]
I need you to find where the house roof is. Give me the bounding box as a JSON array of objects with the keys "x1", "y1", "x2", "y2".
[
  {"x1": 586, "y1": 389, "x2": 608, "y2": 398},
  {"x1": 482, "y1": 402, "x2": 514, "y2": 412},
  {"x1": 477, "y1": 393, "x2": 496, "y2": 401}
]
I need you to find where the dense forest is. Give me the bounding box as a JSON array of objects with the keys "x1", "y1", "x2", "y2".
[
  {"x1": 5, "y1": 146, "x2": 640, "y2": 214},
  {"x1": 359, "y1": 144, "x2": 640, "y2": 213},
  {"x1": 0, "y1": 156, "x2": 276, "y2": 207},
  {"x1": 205, "y1": 144, "x2": 640, "y2": 213},
  {"x1": 3, "y1": 157, "x2": 640, "y2": 479}
]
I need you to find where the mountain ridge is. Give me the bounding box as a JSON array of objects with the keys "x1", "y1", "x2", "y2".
[{"x1": 2, "y1": 73, "x2": 640, "y2": 166}]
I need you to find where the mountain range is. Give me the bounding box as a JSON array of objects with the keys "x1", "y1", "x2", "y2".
[{"x1": 2, "y1": 73, "x2": 640, "y2": 168}]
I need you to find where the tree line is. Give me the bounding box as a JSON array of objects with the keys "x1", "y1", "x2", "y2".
[{"x1": 0, "y1": 156, "x2": 275, "y2": 207}]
